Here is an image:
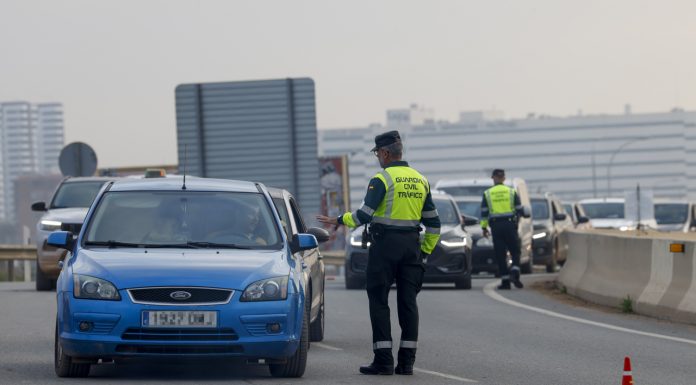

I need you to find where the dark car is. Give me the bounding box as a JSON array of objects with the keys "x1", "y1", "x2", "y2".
[
  {"x1": 31, "y1": 176, "x2": 114, "y2": 291},
  {"x1": 344, "y1": 193, "x2": 473, "y2": 290},
  {"x1": 531, "y1": 193, "x2": 575, "y2": 272}
]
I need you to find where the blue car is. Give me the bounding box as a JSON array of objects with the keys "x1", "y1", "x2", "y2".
[{"x1": 50, "y1": 177, "x2": 327, "y2": 378}]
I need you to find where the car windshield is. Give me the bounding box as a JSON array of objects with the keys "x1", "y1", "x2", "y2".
[
  {"x1": 654, "y1": 203, "x2": 689, "y2": 225},
  {"x1": 84, "y1": 191, "x2": 281, "y2": 249},
  {"x1": 580, "y1": 203, "x2": 624, "y2": 219},
  {"x1": 51, "y1": 181, "x2": 106, "y2": 209},
  {"x1": 456, "y1": 201, "x2": 481, "y2": 219},
  {"x1": 531, "y1": 199, "x2": 550, "y2": 219},
  {"x1": 433, "y1": 199, "x2": 460, "y2": 225},
  {"x1": 563, "y1": 204, "x2": 573, "y2": 216},
  {"x1": 438, "y1": 186, "x2": 489, "y2": 197}
]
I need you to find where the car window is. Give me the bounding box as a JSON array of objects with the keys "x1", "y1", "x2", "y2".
[
  {"x1": 85, "y1": 191, "x2": 282, "y2": 249},
  {"x1": 579, "y1": 203, "x2": 624, "y2": 219},
  {"x1": 272, "y1": 197, "x2": 292, "y2": 237},
  {"x1": 51, "y1": 181, "x2": 106, "y2": 209},
  {"x1": 438, "y1": 186, "x2": 489, "y2": 197},
  {"x1": 654, "y1": 203, "x2": 689, "y2": 225},
  {"x1": 562, "y1": 204, "x2": 573, "y2": 216},
  {"x1": 289, "y1": 198, "x2": 306, "y2": 233},
  {"x1": 434, "y1": 199, "x2": 460, "y2": 225},
  {"x1": 456, "y1": 201, "x2": 481, "y2": 218},
  {"x1": 531, "y1": 199, "x2": 550, "y2": 219}
]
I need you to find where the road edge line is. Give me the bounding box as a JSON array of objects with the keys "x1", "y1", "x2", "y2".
[{"x1": 483, "y1": 281, "x2": 696, "y2": 346}]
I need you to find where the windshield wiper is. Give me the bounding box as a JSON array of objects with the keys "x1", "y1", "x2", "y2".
[
  {"x1": 185, "y1": 241, "x2": 252, "y2": 249},
  {"x1": 84, "y1": 240, "x2": 146, "y2": 248}
]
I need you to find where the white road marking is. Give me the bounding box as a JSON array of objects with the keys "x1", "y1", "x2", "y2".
[
  {"x1": 313, "y1": 342, "x2": 343, "y2": 351},
  {"x1": 483, "y1": 281, "x2": 696, "y2": 346},
  {"x1": 313, "y1": 343, "x2": 477, "y2": 382},
  {"x1": 413, "y1": 367, "x2": 478, "y2": 383}
]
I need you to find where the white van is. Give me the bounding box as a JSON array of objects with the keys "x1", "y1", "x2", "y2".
[{"x1": 435, "y1": 178, "x2": 534, "y2": 274}]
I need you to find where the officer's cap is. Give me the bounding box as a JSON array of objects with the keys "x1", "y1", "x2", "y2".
[
  {"x1": 371, "y1": 130, "x2": 401, "y2": 152},
  {"x1": 491, "y1": 169, "x2": 505, "y2": 177}
]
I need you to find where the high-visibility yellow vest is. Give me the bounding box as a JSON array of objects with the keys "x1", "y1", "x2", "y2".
[
  {"x1": 484, "y1": 184, "x2": 517, "y2": 216},
  {"x1": 371, "y1": 166, "x2": 430, "y2": 228}
]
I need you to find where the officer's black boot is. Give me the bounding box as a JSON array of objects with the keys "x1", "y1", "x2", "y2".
[
  {"x1": 359, "y1": 349, "x2": 394, "y2": 375},
  {"x1": 497, "y1": 279, "x2": 511, "y2": 290},
  {"x1": 511, "y1": 266, "x2": 524, "y2": 289},
  {"x1": 395, "y1": 348, "x2": 415, "y2": 375}
]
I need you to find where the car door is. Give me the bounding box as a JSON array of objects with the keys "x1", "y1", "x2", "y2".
[{"x1": 552, "y1": 199, "x2": 572, "y2": 261}]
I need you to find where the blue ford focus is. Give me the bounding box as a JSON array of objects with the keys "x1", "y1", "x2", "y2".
[{"x1": 50, "y1": 177, "x2": 326, "y2": 378}]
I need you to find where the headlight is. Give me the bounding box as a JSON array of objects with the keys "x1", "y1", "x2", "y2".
[
  {"x1": 619, "y1": 226, "x2": 630, "y2": 231},
  {"x1": 241, "y1": 276, "x2": 288, "y2": 302},
  {"x1": 41, "y1": 220, "x2": 62, "y2": 231},
  {"x1": 476, "y1": 237, "x2": 492, "y2": 247},
  {"x1": 532, "y1": 232, "x2": 547, "y2": 240},
  {"x1": 73, "y1": 275, "x2": 121, "y2": 300},
  {"x1": 350, "y1": 234, "x2": 370, "y2": 247},
  {"x1": 441, "y1": 237, "x2": 467, "y2": 247}
]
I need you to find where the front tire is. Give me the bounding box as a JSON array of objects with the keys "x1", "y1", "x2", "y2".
[
  {"x1": 269, "y1": 302, "x2": 308, "y2": 377},
  {"x1": 520, "y1": 257, "x2": 533, "y2": 274},
  {"x1": 345, "y1": 273, "x2": 364, "y2": 290},
  {"x1": 309, "y1": 293, "x2": 325, "y2": 342},
  {"x1": 545, "y1": 239, "x2": 558, "y2": 273},
  {"x1": 55, "y1": 321, "x2": 90, "y2": 378},
  {"x1": 36, "y1": 258, "x2": 53, "y2": 291},
  {"x1": 454, "y1": 275, "x2": 472, "y2": 290}
]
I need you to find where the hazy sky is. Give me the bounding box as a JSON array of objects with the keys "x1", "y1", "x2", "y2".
[{"x1": 1, "y1": 0, "x2": 695, "y2": 168}]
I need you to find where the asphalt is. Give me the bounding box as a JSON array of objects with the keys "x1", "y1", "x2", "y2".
[{"x1": 1, "y1": 273, "x2": 695, "y2": 384}]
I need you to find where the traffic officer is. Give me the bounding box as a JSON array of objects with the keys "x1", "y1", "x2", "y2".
[
  {"x1": 480, "y1": 169, "x2": 525, "y2": 290},
  {"x1": 317, "y1": 130, "x2": 440, "y2": 376}
]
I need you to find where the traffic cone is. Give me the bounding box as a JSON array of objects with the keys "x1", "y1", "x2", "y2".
[{"x1": 622, "y1": 356, "x2": 634, "y2": 385}]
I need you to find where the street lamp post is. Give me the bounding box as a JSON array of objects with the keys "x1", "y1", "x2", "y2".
[{"x1": 606, "y1": 137, "x2": 650, "y2": 196}]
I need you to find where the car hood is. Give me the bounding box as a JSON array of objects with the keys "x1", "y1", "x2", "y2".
[
  {"x1": 71, "y1": 248, "x2": 290, "y2": 290},
  {"x1": 43, "y1": 208, "x2": 89, "y2": 223},
  {"x1": 589, "y1": 218, "x2": 633, "y2": 229}
]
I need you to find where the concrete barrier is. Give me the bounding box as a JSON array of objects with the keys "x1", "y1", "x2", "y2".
[{"x1": 558, "y1": 230, "x2": 696, "y2": 324}]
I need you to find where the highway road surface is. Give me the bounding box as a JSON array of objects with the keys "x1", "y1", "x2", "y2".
[{"x1": 1, "y1": 274, "x2": 695, "y2": 384}]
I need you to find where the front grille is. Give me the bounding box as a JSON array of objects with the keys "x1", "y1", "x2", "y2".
[
  {"x1": 350, "y1": 252, "x2": 368, "y2": 273},
  {"x1": 61, "y1": 223, "x2": 82, "y2": 234},
  {"x1": 122, "y1": 328, "x2": 238, "y2": 341},
  {"x1": 128, "y1": 287, "x2": 233, "y2": 305},
  {"x1": 115, "y1": 344, "x2": 243, "y2": 355}
]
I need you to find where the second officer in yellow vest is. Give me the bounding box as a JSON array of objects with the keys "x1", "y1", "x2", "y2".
[
  {"x1": 317, "y1": 130, "x2": 440, "y2": 376},
  {"x1": 480, "y1": 169, "x2": 525, "y2": 290}
]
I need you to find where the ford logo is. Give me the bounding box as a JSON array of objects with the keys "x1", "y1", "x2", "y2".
[{"x1": 170, "y1": 291, "x2": 192, "y2": 300}]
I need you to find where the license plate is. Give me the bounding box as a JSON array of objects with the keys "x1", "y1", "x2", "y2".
[{"x1": 142, "y1": 311, "x2": 217, "y2": 328}]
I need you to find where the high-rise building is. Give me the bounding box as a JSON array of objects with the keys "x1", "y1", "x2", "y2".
[
  {"x1": 319, "y1": 107, "x2": 696, "y2": 210},
  {"x1": 0, "y1": 102, "x2": 64, "y2": 223}
]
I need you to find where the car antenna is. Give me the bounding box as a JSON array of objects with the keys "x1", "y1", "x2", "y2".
[{"x1": 182, "y1": 144, "x2": 187, "y2": 190}]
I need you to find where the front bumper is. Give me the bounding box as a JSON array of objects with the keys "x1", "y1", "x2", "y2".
[
  {"x1": 58, "y1": 291, "x2": 302, "y2": 359},
  {"x1": 471, "y1": 245, "x2": 497, "y2": 273},
  {"x1": 532, "y1": 238, "x2": 553, "y2": 264},
  {"x1": 346, "y1": 246, "x2": 469, "y2": 283}
]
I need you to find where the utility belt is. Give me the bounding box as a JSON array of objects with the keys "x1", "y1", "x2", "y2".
[
  {"x1": 361, "y1": 223, "x2": 419, "y2": 249},
  {"x1": 489, "y1": 215, "x2": 517, "y2": 224}
]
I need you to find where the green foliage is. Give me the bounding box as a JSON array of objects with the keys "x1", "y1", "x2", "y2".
[{"x1": 621, "y1": 295, "x2": 633, "y2": 313}]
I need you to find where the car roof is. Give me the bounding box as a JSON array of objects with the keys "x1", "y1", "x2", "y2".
[
  {"x1": 577, "y1": 197, "x2": 625, "y2": 204},
  {"x1": 108, "y1": 176, "x2": 263, "y2": 193},
  {"x1": 63, "y1": 176, "x2": 115, "y2": 183},
  {"x1": 266, "y1": 187, "x2": 291, "y2": 199},
  {"x1": 653, "y1": 199, "x2": 689, "y2": 204}
]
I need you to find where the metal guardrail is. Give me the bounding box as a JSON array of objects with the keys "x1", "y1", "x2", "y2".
[
  {"x1": 0, "y1": 245, "x2": 36, "y2": 282},
  {"x1": 321, "y1": 250, "x2": 345, "y2": 267}
]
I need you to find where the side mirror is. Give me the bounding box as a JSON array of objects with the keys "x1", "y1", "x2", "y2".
[
  {"x1": 290, "y1": 233, "x2": 318, "y2": 254},
  {"x1": 31, "y1": 202, "x2": 47, "y2": 212},
  {"x1": 47, "y1": 231, "x2": 74, "y2": 250},
  {"x1": 521, "y1": 205, "x2": 532, "y2": 219},
  {"x1": 577, "y1": 216, "x2": 590, "y2": 224},
  {"x1": 462, "y1": 215, "x2": 479, "y2": 227},
  {"x1": 306, "y1": 227, "x2": 330, "y2": 243},
  {"x1": 554, "y1": 213, "x2": 567, "y2": 221}
]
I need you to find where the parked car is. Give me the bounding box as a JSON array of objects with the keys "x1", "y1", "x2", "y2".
[
  {"x1": 562, "y1": 201, "x2": 592, "y2": 229},
  {"x1": 435, "y1": 178, "x2": 533, "y2": 274},
  {"x1": 577, "y1": 198, "x2": 632, "y2": 230},
  {"x1": 653, "y1": 200, "x2": 696, "y2": 232},
  {"x1": 344, "y1": 192, "x2": 473, "y2": 290},
  {"x1": 451, "y1": 196, "x2": 510, "y2": 276},
  {"x1": 531, "y1": 193, "x2": 574, "y2": 272},
  {"x1": 50, "y1": 177, "x2": 327, "y2": 378},
  {"x1": 31, "y1": 177, "x2": 114, "y2": 291}
]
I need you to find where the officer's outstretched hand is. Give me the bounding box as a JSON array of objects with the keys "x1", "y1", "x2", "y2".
[
  {"x1": 316, "y1": 215, "x2": 338, "y2": 226},
  {"x1": 482, "y1": 228, "x2": 490, "y2": 238}
]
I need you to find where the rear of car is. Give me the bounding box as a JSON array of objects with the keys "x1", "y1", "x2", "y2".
[
  {"x1": 653, "y1": 200, "x2": 694, "y2": 232},
  {"x1": 344, "y1": 193, "x2": 473, "y2": 289},
  {"x1": 51, "y1": 178, "x2": 323, "y2": 378},
  {"x1": 31, "y1": 177, "x2": 112, "y2": 291},
  {"x1": 577, "y1": 198, "x2": 633, "y2": 230}
]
